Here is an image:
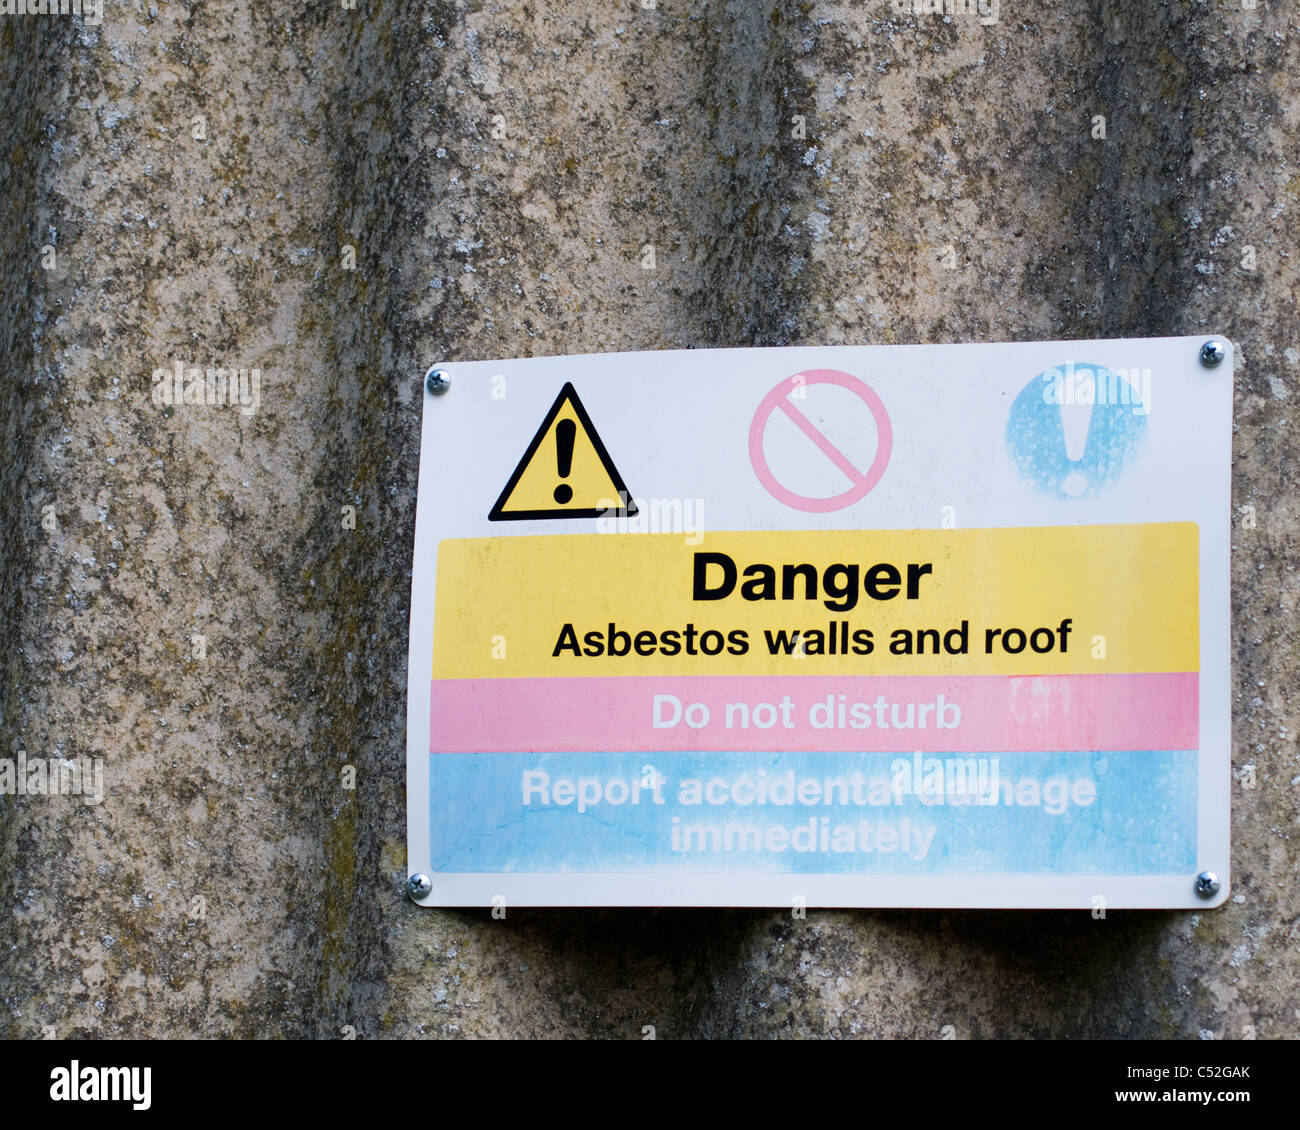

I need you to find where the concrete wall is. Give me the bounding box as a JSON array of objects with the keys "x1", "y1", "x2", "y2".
[{"x1": 1, "y1": 1, "x2": 1295, "y2": 1039}]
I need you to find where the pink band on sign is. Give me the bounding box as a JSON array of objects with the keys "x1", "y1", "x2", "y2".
[{"x1": 430, "y1": 672, "x2": 1198, "y2": 755}]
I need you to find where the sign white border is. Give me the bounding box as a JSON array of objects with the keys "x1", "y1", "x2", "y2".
[{"x1": 407, "y1": 337, "x2": 1231, "y2": 909}]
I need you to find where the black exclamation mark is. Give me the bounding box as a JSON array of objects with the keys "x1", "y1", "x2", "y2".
[{"x1": 552, "y1": 418, "x2": 576, "y2": 504}]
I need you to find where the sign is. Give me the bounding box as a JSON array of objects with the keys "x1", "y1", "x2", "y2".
[{"x1": 407, "y1": 338, "x2": 1232, "y2": 908}]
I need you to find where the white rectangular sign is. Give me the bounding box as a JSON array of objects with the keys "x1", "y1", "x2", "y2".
[{"x1": 407, "y1": 337, "x2": 1231, "y2": 908}]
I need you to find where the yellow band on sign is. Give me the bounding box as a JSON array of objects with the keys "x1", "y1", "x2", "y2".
[{"x1": 432, "y1": 523, "x2": 1198, "y2": 679}]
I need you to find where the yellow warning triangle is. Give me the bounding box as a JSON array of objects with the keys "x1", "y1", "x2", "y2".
[{"x1": 488, "y1": 383, "x2": 637, "y2": 521}]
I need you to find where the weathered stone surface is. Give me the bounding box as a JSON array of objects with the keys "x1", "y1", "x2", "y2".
[{"x1": 1, "y1": 1, "x2": 1295, "y2": 1039}]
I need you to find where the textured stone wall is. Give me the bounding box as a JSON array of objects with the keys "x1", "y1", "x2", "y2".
[{"x1": 1, "y1": 1, "x2": 1296, "y2": 1039}]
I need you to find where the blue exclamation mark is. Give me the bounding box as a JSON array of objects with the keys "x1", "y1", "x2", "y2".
[{"x1": 1006, "y1": 362, "x2": 1148, "y2": 500}]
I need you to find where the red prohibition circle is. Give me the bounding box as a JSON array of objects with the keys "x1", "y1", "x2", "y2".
[{"x1": 748, "y1": 369, "x2": 893, "y2": 512}]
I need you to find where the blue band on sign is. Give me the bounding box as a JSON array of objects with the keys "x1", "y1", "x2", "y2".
[{"x1": 429, "y1": 751, "x2": 1195, "y2": 875}]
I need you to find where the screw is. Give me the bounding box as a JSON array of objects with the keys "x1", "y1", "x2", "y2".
[
  {"x1": 425, "y1": 367, "x2": 451, "y2": 395},
  {"x1": 1195, "y1": 871, "x2": 1221, "y2": 899},
  {"x1": 406, "y1": 873, "x2": 433, "y2": 900},
  {"x1": 1199, "y1": 340, "x2": 1227, "y2": 368}
]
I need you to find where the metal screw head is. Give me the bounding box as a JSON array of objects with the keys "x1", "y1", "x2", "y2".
[
  {"x1": 406, "y1": 873, "x2": 433, "y2": 900},
  {"x1": 1195, "y1": 871, "x2": 1221, "y2": 899},
  {"x1": 425, "y1": 367, "x2": 451, "y2": 395},
  {"x1": 1199, "y1": 340, "x2": 1227, "y2": 368}
]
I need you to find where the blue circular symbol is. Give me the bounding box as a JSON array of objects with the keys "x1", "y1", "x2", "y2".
[{"x1": 1006, "y1": 362, "x2": 1148, "y2": 499}]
